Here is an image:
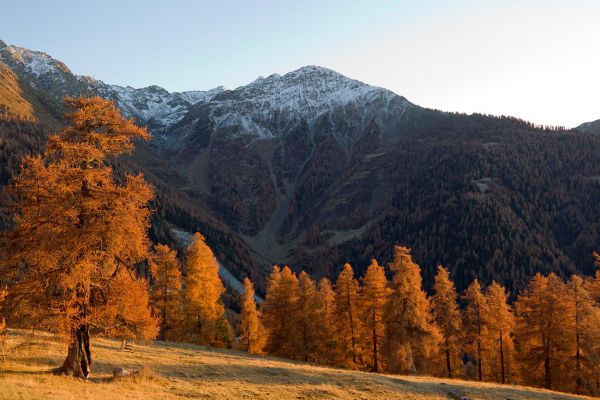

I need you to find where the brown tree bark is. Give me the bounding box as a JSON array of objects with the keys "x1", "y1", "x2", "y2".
[{"x1": 55, "y1": 324, "x2": 92, "y2": 378}]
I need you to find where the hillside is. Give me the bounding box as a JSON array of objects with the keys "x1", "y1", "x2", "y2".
[
  {"x1": 0, "y1": 329, "x2": 592, "y2": 400},
  {"x1": 2, "y1": 39, "x2": 600, "y2": 294}
]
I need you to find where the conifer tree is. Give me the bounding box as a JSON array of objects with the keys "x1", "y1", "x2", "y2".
[
  {"x1": 149, "y1": 244, "x2": 182, "y2": 341},
  {"x1": 262, "y1": 266, "x2": 300, "y2": 358},
  {"x1": 318, "y1": 277, "x2": 338, "y2": 364},
  {"x1": 462, "y1": 278, "x2": 488, "y2": 381},
  {"x1": 360, "y1": 259, "x2": 388, "y2": 372},
  {"x1": 431, "y1": 265, "x2": 463, "y2": 378},
  {"x1": 484, "y1": 281, "x2": 514, "y2": 384},
  {"x1": 334, "y1": 263, "x2": 363, "y2": 368},
  {"x1": 296, "y1": 271, "x2": 326, "y2": 362},
  {"x1": 1, "y1": 97, "x2": 154, "y2": 377},
  {"x1": 515, "y1": 273, "x2": 570, "y2": 390},
  {"x1": 566, "y1": 275, "x2": 600, "y2": 395},
  {"x1": 239, "y1": 277, "x2": 265, "y2": 354},
  {"x1": 383, "y1": 246, "x2": 440, "y2": 374},
  {"x1": 182, "y1": 232, "x2": 225, "y2": 346},
  {"x1": 93, "y1": 270, "x2": 159, "y2": 341}
]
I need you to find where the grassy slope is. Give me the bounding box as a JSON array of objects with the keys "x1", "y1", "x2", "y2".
[{"x1": 0, "y1": 329, "x2": 592, "y2": 400}]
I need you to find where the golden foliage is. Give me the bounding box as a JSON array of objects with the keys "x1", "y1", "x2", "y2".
[
  {"x1": 334, "y1": 263, "x2": 363, "y2": 369},
  {"x1": 383, "y1": 246, "x2": 441, "y2": 375},
  {"x1": 360, "y1": 259, "x2": 388, "y2": 372},
  {"x1": 261, "y1": 266, "x2": 300, "y2": 358},
  {"x1": 182, "y1": 232, "x2": 225, "y2": 346},
  {"x1": 149, "y1": 244, "x2": 182, "y2": 341},
  {"x1": 239, "y1": 277, "x2": 265, "y2": 354},
  {"x1": 431, "y1": 265, "x2": 463, "y2": 378},
  {"x1": 1, "y1": 96, "x2": 155, "y2": 376},
  {"x1": 462, "y1": 278, "x2": 487, "y2": 381},
  {"x1": 483, "y1": 282, "x2": 515, "y2": 384}
]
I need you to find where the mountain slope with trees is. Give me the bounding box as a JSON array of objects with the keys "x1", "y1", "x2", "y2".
[{"x1": 1, "y1": 39, "x2": 600, "y2": 295}]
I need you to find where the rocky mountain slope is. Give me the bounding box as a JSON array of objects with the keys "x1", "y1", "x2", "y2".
[
  {"x1": 577, "y1": 119, "x2": 600, "y2": 135},
  {"x1": 2, "y1": 39, "x2": 600, "y2": 293}
]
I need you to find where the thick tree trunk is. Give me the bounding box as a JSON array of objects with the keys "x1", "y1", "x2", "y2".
[{"x1": 56, "y1": 324, "x2": 92, "y2": 378}]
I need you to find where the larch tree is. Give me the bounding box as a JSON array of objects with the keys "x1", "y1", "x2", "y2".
[
  {"x1": 261, "y1": 266, "x2": 300, "y2": 358},
  {"x1": 566, "y1": 275, "x2": 600, "y2": 395},
  {"x1": 182, "y1": 232, "x2": 225, "y2": 346},
  {"x1": 334, "y1": 263, "x2": 363, "y2": 368},
  {"x1": 483, "y1": 281, "x2": 514, "y2": 384},
  {"x1": 431, "y1": 265, "x2": 463, "y2": 378},
  {"x1": 296, "y1": 271, "x2": 326, "y2": 362},
  {"x1": 515, "y1": 273, "x2": 571, "y2": 390},
  {"x1": 317, "y1": 277, "x2": 338, "y2": 364},
  {"x1": 149, "y1": 244, "x2": 182, "y2": 341},
  {"x1": 360, "y1": 259, "x2": 388, "y2": 372},
  {"x1": 383, "y1": 246, "x2": 441, "y2": 375},
  {"x1": 92, "y1": 269, "x2": 159, "y2": 342},
  {"x1": 0, "y1": 97, "x2": 155, "y2": 378},
  {"x1": 239, "y1": 277, "x2": 265, "y2": 354},
  {"x1": 462, "y1": 278, "x2": 488, "y2": 381}
]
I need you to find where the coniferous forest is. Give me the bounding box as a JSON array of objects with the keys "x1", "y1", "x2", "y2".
[{"x1": 1, "y1": 97, "x2": 599, "y2": 397}]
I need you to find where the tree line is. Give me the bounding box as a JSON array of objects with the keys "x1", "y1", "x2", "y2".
[{"x1": 224, "y1": 246, "x2": 600, "y2": 396}]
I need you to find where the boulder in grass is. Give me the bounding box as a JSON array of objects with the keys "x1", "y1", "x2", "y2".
[{"x1": 113, "y1": 367, "x2": 140, "y2": 379}]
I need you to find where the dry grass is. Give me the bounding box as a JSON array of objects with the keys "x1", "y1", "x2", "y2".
[{"x1": 0, "y1": 329, "x2": 593, "y2": 400}]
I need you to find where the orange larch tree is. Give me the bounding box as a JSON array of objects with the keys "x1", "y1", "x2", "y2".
[
  {"x1": 261, "y1": 266, "x2": 300, "y2": 358},
  {"x1": 182, "y1": 232, "x2": 225, "y2": 346},
  {"x1": 149, "y1": 244, "x2": 182, "y2": 341},
  {"x1": 0, "y1": 97, "x2": 155, "y2": 378},
  {"x1": 317, "y1": 277, "x2": 338, "y2": 364},
  {"x1": 360, "y1": 259, "x2": 388, "y2": 372},
  {"x1": 334, "y1": 263, "x2": 363, "y2": 368},
  {"x1": 431, "y1": 265, "x2": 463, "y2": 378},
  {"x1": 296, "y1": 271, "x2": 326, "y2": 362},
  {"x1": 462, "y1": 278, "x2": 488, "y2": 381},
  {"x1": 239, "y1": 277, "x2": 265, "y2": 354},
  {"x1": 483, "y1": 281, "x2": 515, "y2": 384},
  {"x1": 515, "y1": 273, "x2": 570, "y2": 390},
  {"x1": 383, "y1": 246, "x2": 441, "y2": 375}
]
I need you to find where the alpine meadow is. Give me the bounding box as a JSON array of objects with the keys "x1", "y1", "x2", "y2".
[{"x1": 2, "y1": 2, "x2": 600, "y2": 399}]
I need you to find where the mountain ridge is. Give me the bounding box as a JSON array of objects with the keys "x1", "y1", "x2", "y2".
[{"x1": 2, "y1": 39, "x2": 600, "y2": 294}]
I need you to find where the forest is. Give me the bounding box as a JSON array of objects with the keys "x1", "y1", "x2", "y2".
[{"x1": 0, "y1": 97, "x2": 599, "y2": 398}]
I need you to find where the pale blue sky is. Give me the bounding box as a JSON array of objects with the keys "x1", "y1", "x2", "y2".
[{"x1": 1, "y1": 0, "x2": 599, "y2": 127}]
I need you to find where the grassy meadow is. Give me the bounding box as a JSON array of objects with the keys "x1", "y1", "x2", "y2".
[{"x1": 0, "y1": 329, "x2": 593, "y2": 400}]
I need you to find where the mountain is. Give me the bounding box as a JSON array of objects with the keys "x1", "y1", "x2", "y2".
[
  {"x1": 577, "y1": 118, "x2": 600, "y2": 134},
  {"x1": 0, "y1": 40, "x2": 225, "y2": 130},
  {"x1": 2, "y1": 40, "x2": 600, "y2": 294}
]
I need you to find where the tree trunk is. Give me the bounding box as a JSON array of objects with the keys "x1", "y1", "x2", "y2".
[
  {"x1": 56, "y1": 324, "x2": 92, "y2": 378},
  {"x1": 373, "y1": 324, "x2": 379, "y2": 373},
  {"x1": 446, "y1": 347, "x2": 452, "y2": 378},
  {"x1": 499, "y1": 332, "x2": 505, "y2": 384}
]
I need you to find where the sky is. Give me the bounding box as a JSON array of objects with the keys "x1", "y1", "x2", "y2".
[{"x1": 1, "y1": 0, "x2": 599, "y2": 127}]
